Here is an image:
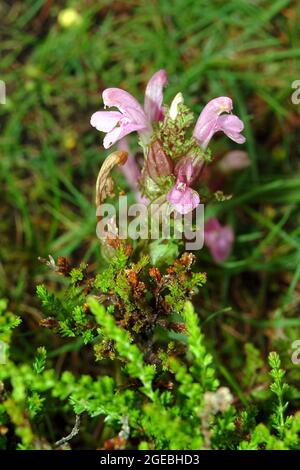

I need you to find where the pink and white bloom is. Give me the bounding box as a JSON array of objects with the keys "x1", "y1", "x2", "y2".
[
  {"x1": 91, "y1": 70, "x2": 168, "y2": 149},
  {"x1": 193, "y1": 97, "x2": 246, "y2": 149},
  {"x1": 167, "y1": 158, "x2": 200, "y2": 215},
  {"x1": 204, "y1": 217, "x2": 234, "y2": 263}
]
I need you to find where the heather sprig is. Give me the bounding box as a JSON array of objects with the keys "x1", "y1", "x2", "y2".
[
  {"x1": 88, "y1": 297, "x2": 156, "y2": 401},
  {"x1": 2, "y1": 288, "x2": 300, "y2": 449},
  {"x1": 268, "y1": 352, "x2": 292, "y2": 439}
]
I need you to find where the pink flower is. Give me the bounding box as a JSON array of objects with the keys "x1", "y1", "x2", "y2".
[
  {"x1": 193, "y1": 97, "x2": 246, "y2": 149},
  {"x1": 218, "y1": 150, "x2": 250, "y2": 173},
  {"x1": 167, "y1": 158, "x2": 200, "y2": 215},
  {"x1": 91, "y1": 70, "x2": 168, "y2": 149},
  {"x1": 204, "y1": 217, "x2": 234, "y2": 263}
]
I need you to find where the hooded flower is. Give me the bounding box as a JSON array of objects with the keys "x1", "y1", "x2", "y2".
[
  {"x1": 167, "y1": 158, "x2": 200, "y2": 215},
  {"x1": 193, "y1": 97, "x2": 245, "y2": 149},
  {"x1": 91, "y1": 70, "x2": 168, "y2": 149},
  {"x1": 204, "y1": 217, "x2": 234, "y2": 263}
]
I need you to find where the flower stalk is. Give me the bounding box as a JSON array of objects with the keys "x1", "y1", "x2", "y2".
[{"x1": 91, "y1": 69, "x2": 247, "y2": 262}]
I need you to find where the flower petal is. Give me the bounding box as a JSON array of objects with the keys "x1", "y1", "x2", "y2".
[
  {"x1": 167, "y1": 186, "x2": 185, "y2": 204},
  {"x1": 176, "y1": 157, "x2": 194, "y2": 184},
  {"x1": 210, "y1": 226, "x2": 234, "y2": 262},
  {"x1": 205, "y1": 217, "x2": 221, "y2": 236},
  {"x1": 169, "y1": 92, "x2": 184, "y2": 120},
  {"x1": 216, "y1": 114, "x2": 246, "y2": 144},
  {"x1": 103, "y1": 121, "x2": 146, "y2": 149},
  {"x1": 193, "y1": 97, "x2": 233, "y2": 149},
  {"x1": 103, "y1": 88, "x2": 148, "y2": 126},
  {"x1": 144, "y1": 69, "x2": 168, "y2": 121},
  {"x1": 219, "y1": 151, "x2": 250, "y2": 173},
  {"x1": 204, "y1": 218, "x2": 234, "y2": 263},
  {"x1": 167, "y1": 186, "x2": 200, "y2": 215},
  {"x1": 90, "y1": 111, "x2": 122, "y2": 132},
  {"x1": 175, "y1": 156, "x2": 204, "y2": 185}
]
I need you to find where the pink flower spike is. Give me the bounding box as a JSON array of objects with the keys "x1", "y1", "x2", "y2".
[
  {"x1": 91, "y1": 70, "x2": 168, "y2": 149},
  {"x1": 193, "y1": 96, "x2": 245, "y2": 149},
  {"x1": 167, "y1": 159, "x2": 200, "y2": 215},
  {"x1": 144, "y1": 69, "x2": 168, "y2": 122},
  {"x1": 204, "y1": 217, "x2": 234, "y2": 263}
]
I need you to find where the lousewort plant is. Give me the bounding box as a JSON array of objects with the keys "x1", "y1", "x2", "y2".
[
  {"x1": 1, "y1": 71, "x2": 300, "y2": 451},
  {"x1": 91, "y1": 69, "x2": 246, "y2": 260}
]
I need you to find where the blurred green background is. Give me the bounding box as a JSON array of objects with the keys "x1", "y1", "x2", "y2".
[{"x1": 0, "y1": 0, "x2": 300, "y2": 344}]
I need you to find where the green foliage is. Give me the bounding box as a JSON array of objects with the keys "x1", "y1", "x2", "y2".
[
  {"x1": 180, "y1": 301, "x2": 219, "y2": 392},
  {"x1": 70, "y1": 264, "x2": 87, "y2": 284},
  {"x1": 268, "y1": 351, "x2": 291, "y2": 438},
  {"x1": 4, "y1": 282, "x2": 300, "y2": 450},
  {"x1": 36, "y1": 285, "x2": 66, "y2": 320},
  {"x1": 89, "y1": 298, "x2": 156, "y2": 401},
  {"x1": 0, "y1": 299, "x2": 21, "y2": 344},
  {"x1": 243, "y1": 343, "x2": 264, "y2": 389},
  {"x1": 33, "y1": 347, "x2": 47, "y2": 375},
  {"x1": 155, "y1": 103, "x2": 208, "y2": 162},
  {"x1": 149, "y1": 239, "x2": 179, "y2": 266},
  {"x1": 27, "y1": 392, "x2": 45, "y2": 419},
  {"x1": 164, "y1": 256, "x2": 207, "y2": 314}
]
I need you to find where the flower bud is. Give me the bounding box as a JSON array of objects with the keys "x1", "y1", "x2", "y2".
[
  {"x1": 218, "y1": 150, "x2": 250, "y2": 173},
  {"x1": 169, "y1": 92, "x2": 184, "y2": 120},
  {"x1": 145, "y1": 140, "x2": 174, "y2": 182},
  {"x1": 174, "y1": 155, "x2": 204, "y2": 185}
]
